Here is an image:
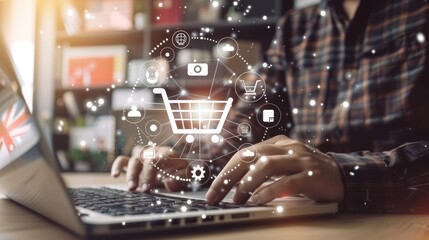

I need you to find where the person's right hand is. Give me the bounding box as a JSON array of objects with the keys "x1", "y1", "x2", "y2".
[{"x1": 111, "y1": 146, "x2": 189, "y2": 193}]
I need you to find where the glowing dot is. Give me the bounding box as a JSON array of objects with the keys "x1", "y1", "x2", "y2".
[
  {"x1": 186, "y1": 135, "x2": 194, "y2": 143},
  {"x1": 292, "y1": 108, "x2": 299, "y2": 114},
  {"x1": 354, "y1": 166, "x2": 360, "y2": 170},
  {"x1": 342, "y1": 101, "x2": 350, "y2": 108},
  {"x1": 417, "y1": 32, "x2": 426, "y2": 44},
  {"x1": 371, "y1": 49, "x2": 376, "y2": 54},
  {"x1": 67, "y1": 9, "x2": 75, "y2": 16},
  {"x1": 309, "y1": 99, "x2": 316, "y2": 106},
  {"x1": 233, "y1": 1, "x2": 238, "y2": 6},
  {"x1": 187, "y1": 199, "x2": 192, "y2": 205},
  {"x1": 276, "y1": 206, "x2": 284, "y2": 213},
  {"x1": 156, "y1": 200, "x2": 161, "y2": 205},
  {"x1": 86, "y1": 102, "x2": 93, "y2": 108},
  {"x1": 350, "y1": 172, "x2": 355, "y2": 176},
  {"x1": 247, "y1": 176, "x2": 252, "y2": 181},
  {"x1": 181, "y1": 206, "x2": 187, "y2": 212},
  {"x1": 260, "y1": 156, "x2": 267, "y2": 162},
  {"x1": 224, "y1": 179, "x2": 229, "y2": 185},
  {"x1": 288, "y1": 149, "x2": 293, "y2": 155},
  {"x1": 262, "y1": 15, "x2": 267, "y2": 20},
  {"x1": 98, "y1": 98, "x2": 105, "y2": 105},
  {"x1": 91, "y1": 106, "x2": 97, "y2": 111},
  {"x1": 308, "y1": 171, "x2": 313, "y2": 176},
  {"x1": 202, "y1": 214, "x2": 207, "y2": 219},
  {"x1": 320, "y1": 10, "x2": 326, "y2": 17},
  {"x1": 158, "y1": 2, "x2": 163, "y2": 7},
  {"x1": 211, "y1": 135, "x2": 220, "y2": 143},
  {"x1": 212, "y1": 1, "x2": 219, "y2": 7},
  {"x1": 122, "y1": 221, "x2": 126, "y2": 226},
  {"x1": 250, "y1": 164, "x2": 255, "y2": 170},
  {"x1": 150, "y1": 124, "x2": 158, "y2": 132}
]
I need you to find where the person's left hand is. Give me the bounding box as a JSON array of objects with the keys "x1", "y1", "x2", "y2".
[{"x1": 205, "y1": 135, "x2": 344, "y2": 205}]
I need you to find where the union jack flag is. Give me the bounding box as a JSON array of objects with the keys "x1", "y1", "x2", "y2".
[{"x1": 0, "y1": 101, "x2": 31, "y2": 155}]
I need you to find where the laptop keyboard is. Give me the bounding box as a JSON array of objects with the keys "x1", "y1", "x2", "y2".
[{"x1": 69, "y1": 187, "x2": 257, "y2": 217}]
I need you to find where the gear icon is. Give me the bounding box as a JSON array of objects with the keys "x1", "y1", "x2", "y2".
[{"x1": 191, "y1": 165, "x2": 206, "y2": 181}]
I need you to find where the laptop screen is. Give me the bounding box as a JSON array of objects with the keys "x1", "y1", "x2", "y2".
[{"x1": 0, "y1": 40, "x2": 40, "y2": 170}]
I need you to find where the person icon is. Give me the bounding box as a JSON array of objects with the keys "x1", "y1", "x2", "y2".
[{"x1": 127, "y1": 105, "x2": 141, "y2": 118}]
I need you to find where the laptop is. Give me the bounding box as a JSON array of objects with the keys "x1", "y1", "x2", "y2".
[{"x1": 0, "y1": 36, "x2": 337, "y2": 237}]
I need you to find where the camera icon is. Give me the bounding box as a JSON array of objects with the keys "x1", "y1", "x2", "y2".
[{"x1": 187, "y1": 63, "x2": 208, "y2": 76}]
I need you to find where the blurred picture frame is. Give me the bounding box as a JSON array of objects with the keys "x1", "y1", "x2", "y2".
[{"x1": 61, "y1": 45, "x2": 127, "y2": 88}]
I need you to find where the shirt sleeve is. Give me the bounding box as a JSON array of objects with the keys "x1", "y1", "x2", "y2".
[{"x1": 328, "y1": 141, "x2": 429, "y2": 213}]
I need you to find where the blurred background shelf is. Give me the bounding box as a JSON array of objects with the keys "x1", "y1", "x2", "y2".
[
  {"x1": 56, "y1": 29, "x2": 144, "y2": 45},
  {"x1": 150, "y1": 18, "x2": 279, "y2": 31}
]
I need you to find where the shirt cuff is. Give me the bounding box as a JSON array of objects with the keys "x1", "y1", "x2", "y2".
[{"x1": 328, "y1": 152, "x2": 405, "y2": 213}]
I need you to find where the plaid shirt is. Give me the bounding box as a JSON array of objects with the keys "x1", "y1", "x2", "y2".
[{"x1": 237, "y1": 0, "x2": 429, "y2": 213}]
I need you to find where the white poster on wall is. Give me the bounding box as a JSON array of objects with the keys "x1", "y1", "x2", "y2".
[{"x1": 295, "y1": 0, "x2": 320, "y2": 9}]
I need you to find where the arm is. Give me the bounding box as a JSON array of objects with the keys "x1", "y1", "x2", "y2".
[
  {"x1": 206, "y1": 135, "x2": 429, "y2": 214},
  {"x1": 330, "y1": 141, "x2": 429, "y2": 213}
]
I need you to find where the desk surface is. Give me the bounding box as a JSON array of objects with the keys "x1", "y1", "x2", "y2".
[{"x1": 1, "y1": 173, "x2": 429, "y2": 240}]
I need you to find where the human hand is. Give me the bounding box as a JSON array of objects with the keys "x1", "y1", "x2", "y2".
[
  {"x1": 206, "y1": 135, "x2": 344, "y2": 205},
  {"x1": 111, "y1": 146, "x2": 188, "y2": 192}
]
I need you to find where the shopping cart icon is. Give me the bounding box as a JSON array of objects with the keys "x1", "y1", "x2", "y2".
[
  {"x1": 240, "y1": 80, "x2": 261, "y2": 96},
  {"x1": 153, "y1": 88, "x2": 233, "y2": 134}
]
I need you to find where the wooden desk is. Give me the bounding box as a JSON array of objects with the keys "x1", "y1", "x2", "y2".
[{"x1": 1, "y1": 173, "x2": 429, "y2": 239}]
